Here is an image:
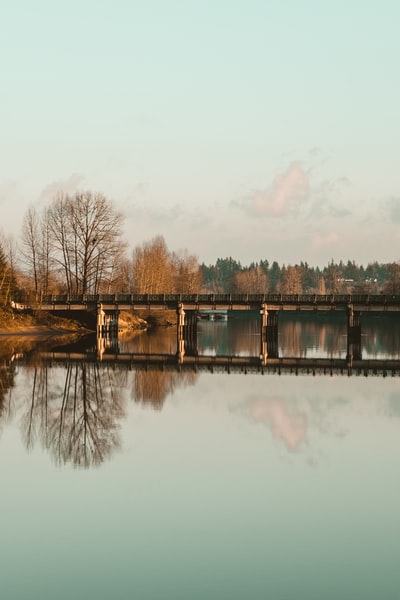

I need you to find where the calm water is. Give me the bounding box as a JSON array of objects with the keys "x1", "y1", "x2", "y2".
[{"x1": 1, "y1": 314, "x2": 400, "y2": 599}]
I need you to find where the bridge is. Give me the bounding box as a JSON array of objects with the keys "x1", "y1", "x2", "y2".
[
  {"x1": 15, "y1": 292, "x2": 400, "y2": 362},
  {"x1": 24, "y1": 292, "x2": 400, "y2": 313}
]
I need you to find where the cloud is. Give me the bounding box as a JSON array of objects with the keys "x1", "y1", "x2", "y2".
[
  {"x1": 240, "y1": 161, "x2": 310, "y2": 217},
  {"x1": 311, "y1": 177, "x2": 352, "y2": 218},
  {"x1": 0, "y1": 181, "x2": 18, "y2": 206},
  {"x1": 386, "y1": 198, "x2": 400, "y2": 223},
  {"x1": 312, "y1": 231, "x2": 341, "y2": 249},
  {"x1": 38, "y1": 173, "x2": 86, "y2": 203}
]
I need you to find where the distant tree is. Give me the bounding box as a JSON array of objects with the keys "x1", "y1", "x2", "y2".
[
  {"x1": 278, "y1": 265, "x2": 302, "y2": 294},
  {"x1": 381, "y1": 262, "x2": 400, "y2": 294},
  {"x1": 131, "y1": 236, "x2": 175, "y2": 294},
  {"x1": 231, "y1": 266, "x2": 269, "y2": 293},
  {"x1": 268, "y1": 261, "x2": 281, "y2": 292},
  {"x1": 173, "y1": 250, "x2": 202, "y2": 293},
  {"x1": 317, "y1": 277, "x2": 326, "y2": 294},
  {"x1": 324, "y1": 261, "x2": 342, "y2": 293}
]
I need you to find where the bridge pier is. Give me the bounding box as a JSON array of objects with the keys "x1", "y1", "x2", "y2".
[
  {"x1": 97, "y1": 304, "x2": 119, "y2": 338},
  {"x1": 176, "y1": 305, "x2": 198, "y2": 362},
  {"x1": 347, "y1": 305, "x2": 362, "y2": 364},
  {"x1": 176, "y1": 304, "x2": 186, "y2": 362},
  {"x1": 260, "y1": 304, "x2": 279, "y2": 361},
  {"x1": 184, "y1": 310, "x2": 198, "y2": 356}
]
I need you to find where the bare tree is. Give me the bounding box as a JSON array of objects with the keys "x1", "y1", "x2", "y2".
[
  {"x1": 173, "y1": 250, "x2": 202, "y2": 293},
  {"x1": 20, "y1": 207, "x2": 40, "y2": 295},
  {"x1": 0, "y1": 233, "x2": 18, "y2": 305},
  {"x1": 48, "y1": 191, "x2": 126, "y2": 294},
  {"x1": 131, "y1": 235, "x2": 175, "y2": 293}
]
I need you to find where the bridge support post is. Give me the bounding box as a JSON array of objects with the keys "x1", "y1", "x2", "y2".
[
  {"x1": 176, "y1": 304, "x2": 185, "y2": 363},
  {"x1": 184, "y1": 310, "x2": 198, "y2": 356},
  {"x1": 97, "y1": 303, "x2": 105, "y2": 337},
  {"x1": 260, "y1": 304, "x2": 268, "y2": 364},
  {"x1": 260, "y1": 304, "x2": 279, "y2": 361},
  {"x1": 347, "y1": 304, "x2": 362, "y2": 364}
]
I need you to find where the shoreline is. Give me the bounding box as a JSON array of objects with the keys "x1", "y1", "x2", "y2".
[{"x1": 0, "y1": 326, "x2": 91, "y2": 337}]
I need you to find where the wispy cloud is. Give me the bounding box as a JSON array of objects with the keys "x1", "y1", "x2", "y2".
[
  {"x1": 240, "y1": 161, "x2": 310, "y2": 217},
  {"x1": 311, "y1": 177, "x2": 352, "y2": 218},
  {"x1": 0, "y1": 181, "x2": 18, "y2": 206},
  {"x1": 38, "y1": 173, "x2": 86, "y2": 203},
  {"x1": 386, "y1": 198, "x2": 400, "y2": 223}
]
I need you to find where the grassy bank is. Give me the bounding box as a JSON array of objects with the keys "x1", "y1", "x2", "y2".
[{"x1": 0, "y1": 306, "x2": 176, "y2": 335}]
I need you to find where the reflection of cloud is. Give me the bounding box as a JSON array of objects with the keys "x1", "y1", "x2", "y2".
[
  {"x1": 249, "y1": 397, "x2": 307, "y2": 451},
  {"x1": 39, "y1": 173, "x2": 85, "y2": 203},
  {"x1": 241, "y1": 161, "x2": 310, "y2": 217},
  {"x1": 312, "y1": 231, "x2": 341, "y2": 249}
]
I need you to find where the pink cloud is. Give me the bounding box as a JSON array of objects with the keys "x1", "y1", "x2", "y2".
[{"x1": 246, "y1": 161, "x2": 310, "y2": 217}]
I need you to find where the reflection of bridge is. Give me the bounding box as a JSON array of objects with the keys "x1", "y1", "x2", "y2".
[
  {"x1": 35, "y1": 350, "x2": 400, "y2": 377},
  {"x1": 23, "y1": 292, "x2": 400, "y2": 362}
]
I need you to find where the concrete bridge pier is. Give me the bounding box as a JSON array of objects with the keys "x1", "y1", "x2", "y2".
[
  {"x1": 176, "y1": 304, "x2": 186, "y2": 362},
  {"x1": 176, "y1": 306, "x2": 199, "y2": 361},
  {"x1": 97, "y1": 304, "x2": 105, "y2": 337},
  {"x1": 97, "y1": 304, "x2": 119, "y2": 337},
  {"x1": 260, "y1": 304, "x2": 279, "y2": 360},
  {"x1": 184, "y1": 310, "x2": 198, "y2": 356},
  {"x1": 347, "y1": 304, "x2": 362, "y2": 364}
]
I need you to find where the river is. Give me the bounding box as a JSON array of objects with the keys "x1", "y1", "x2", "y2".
[{"x1": 0, "y1": 313, "x2": 399, "y2": 599}]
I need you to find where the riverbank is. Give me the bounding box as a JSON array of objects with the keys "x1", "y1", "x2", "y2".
[
  {"x1": 0, "y1": 307, "x2": 174, "y2": 336},
  {"x1": 0, "y1": 307, "x2": 89, "y2": 337}
]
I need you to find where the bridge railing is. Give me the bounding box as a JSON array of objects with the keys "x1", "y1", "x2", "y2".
[{"x1": 14, "y1": 292, "x2": 400, "y2": 308}]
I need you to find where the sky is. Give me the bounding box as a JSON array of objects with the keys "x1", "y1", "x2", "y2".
[{"x1": 1, "y1": 0, "x2": 400, "y2": 268}]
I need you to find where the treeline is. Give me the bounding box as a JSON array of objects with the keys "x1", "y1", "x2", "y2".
[
  {"x1": 199, "y1": 257, "x2": 400, "y2": 295},
  {"x1": 1, "y1": 189, "x2": 400, "y2": 307}
]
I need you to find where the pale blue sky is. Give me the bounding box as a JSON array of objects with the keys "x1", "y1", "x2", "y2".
[{"x1": 1, "y1": 0, "x2": 400, "y2": 266}]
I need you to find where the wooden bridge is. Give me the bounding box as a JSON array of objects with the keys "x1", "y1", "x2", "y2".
[
  {"x1": 23, "y1": 292, "x2": 400, "y2": 312},
  {"x1": 14, "y1": 293, "x2": 400, "y2": 362}
]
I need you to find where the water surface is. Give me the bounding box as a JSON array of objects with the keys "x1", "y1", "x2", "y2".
[{"x1": 1, "y1": 314, "x2": 399, "y2": 599}]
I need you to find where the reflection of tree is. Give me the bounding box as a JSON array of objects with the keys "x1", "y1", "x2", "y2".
[
  {"x1": 22, "y1": 361, "x2": 125, "y2": 467},
  {"x1": 120, "y1": 327, "x2": 199, "y2": 408},
  {"x1": 0, "y1": 338, "x2": 30, "y2": 426},
  {"x1": 133, "y1": 369, "x2": 197, "y2": 410},
  {"x1": 279, "y1": 317, "x2": 347, "y2": 357},
  {"x1": 0, "y1": 362, "x2": 15, "y2": 423}
]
